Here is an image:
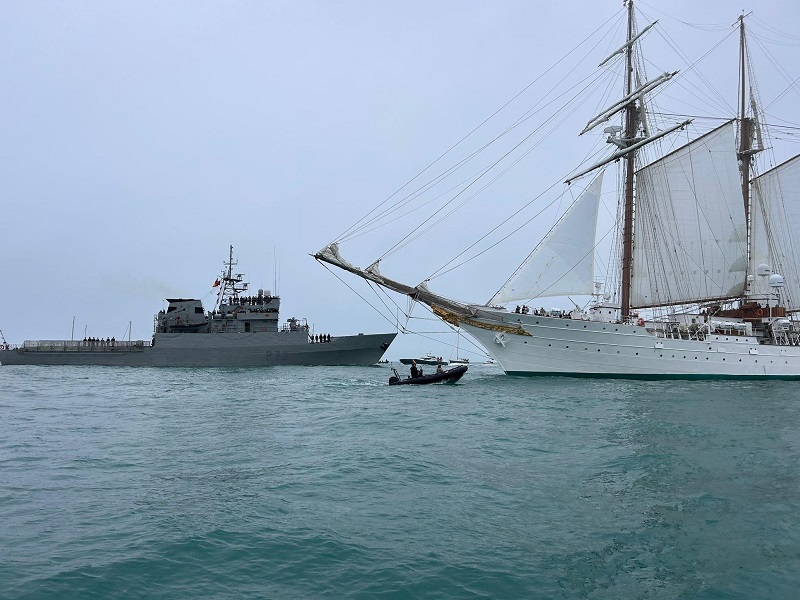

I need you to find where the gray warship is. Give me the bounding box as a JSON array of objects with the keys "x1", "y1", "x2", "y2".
[{"x1": 0, "y1": 247, "x2": 396, "y2": 367}]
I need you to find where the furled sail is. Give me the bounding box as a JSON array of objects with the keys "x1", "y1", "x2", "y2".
[
  {"x1": 631, "y1": 120, "x2": 747, "y2": 308},
  {"x1": 750, "y1": 154, "x2": 800, "y2": 310},
  {"x1": 490, "y1": 171, "x2": 604, "y2": 304}
]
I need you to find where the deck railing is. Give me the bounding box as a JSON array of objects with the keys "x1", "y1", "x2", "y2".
[{"x1": 20, "y1": 340, "x2": 150, "y2": 352}]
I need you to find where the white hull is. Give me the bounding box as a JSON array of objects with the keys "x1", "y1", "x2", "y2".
[{"x1": 460, "y1": 309, "x2": 800, "y2": 379}]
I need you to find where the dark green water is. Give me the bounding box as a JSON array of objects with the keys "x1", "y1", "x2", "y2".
[{"x1": 2, "y1": 364, "x2": 799, "y2": 598}]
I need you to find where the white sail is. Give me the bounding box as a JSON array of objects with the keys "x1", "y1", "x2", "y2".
[
  {"x1": 751, "y1": 154, "x2": 800, "y2": 310},
  {"x1": 491, "y1": 171, "x2": 604, "y2": 304},
  {"x1": 631, "y1": 121, "x2": 747, "y2": 307}
]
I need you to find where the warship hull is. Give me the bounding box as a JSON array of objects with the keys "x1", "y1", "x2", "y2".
[{"x1": 0, "y1": 331, "x2": 396, "y2": 367}]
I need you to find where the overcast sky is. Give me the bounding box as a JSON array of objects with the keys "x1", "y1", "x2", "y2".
[{"x1": 1, "y1": 1, "x2": 799, "y2": 361}]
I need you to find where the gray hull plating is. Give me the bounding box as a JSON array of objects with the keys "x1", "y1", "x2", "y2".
[{"x1": 0, "y1": 331, "x2": 396, "y2": 367}]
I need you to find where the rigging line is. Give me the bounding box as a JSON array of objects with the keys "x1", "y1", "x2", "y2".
[
  {"x1": 649, "y1": 24, "x2": 738, "y2": 115},
  {"x1": 430, "y1": 182, "x2": 567, "y2": 282},
  {"x1": 636, "y1": 1, "x2": 730, "y2": 31},
  {"x1": 764, "y1": 76, "x2": 800, "y2": 111},
  {"x1": 394, "y1": 89, "x2": 603, "y2": 264},
  {"x1": 377, "y1": 70, "x2": 610, "y2": 262},
  {"x1": 332, "y1": 8, "x2": 625, "y2": 245},
  {"x1": 341, "y1": 102, "x2": 564, "y2": 244},
  {"x1": 750, "y1": 15, "x2": 800, "y2": 42},
  {"x1": 349, "y1": 65, "x2": 611, "y2": 246},
  {"x1": 396, "y1": 69, "x2": 612, "y2": 264},
  {"x1": 440, "y1": 323, "x2": 492, "y2": 358},
  {"x1": 316, "y1": 261, "x2": 402, "y2": 331},
  {"x1": 751, "y1": 36, "x2": 800, "y2": 110},
  {"x1": 342, "y1": 167, "x2": 493, "y2": 242},
  {"x1": 412, "y1": 303, "x2": 491, "y2": 357},
  {"x1": 651, "y1": 113, "x2": 731, "y2": 122},
  {"x1": 427, "y1": 132, "x2": 621, "y2": 283},
  {"x1": 364, "y1": 279, "x2": 409, "y2": 329},
  {"x1": 344, "y1": 16, "x2": 622, "y2": 246}
]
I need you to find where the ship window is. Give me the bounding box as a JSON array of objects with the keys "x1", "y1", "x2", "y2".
[
  {"x1": 167, "y1": 306, "x2": 177, "y2": 312},
  {"x1": 245, "y1": 322, "x2": 251, "y2": 332},
  {"x1": 195, "y1": 307, "x2": 204, "y2": 314}
]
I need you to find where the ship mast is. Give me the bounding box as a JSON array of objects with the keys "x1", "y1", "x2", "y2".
[
  {"x1": 620, "y1": 0, "x2": 636, "y2": 319},
  {"x1": 738, "y1": 14, "x2": 753, "y2": 281},
  {"x1": 217, "y1": 244, "x2": 248, "y2": 307}
]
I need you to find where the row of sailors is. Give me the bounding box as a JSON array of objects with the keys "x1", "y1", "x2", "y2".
[
  {"x1": 231, "y1": 296, "x2": 271, "y2": 306},
  {"x1": 83, "y1": 337, "x2": 116, "y2": 346},
  {"x1": 514, "y1": 305, "x2": 551, "y2": 316},
  {"x1": 311, "y1": 334, "x2": 331, "y2": 343}
]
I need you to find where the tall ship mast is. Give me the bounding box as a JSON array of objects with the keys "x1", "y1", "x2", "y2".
[{"x1": 313, "y1": 1, "x2": 800, "y2": 379}]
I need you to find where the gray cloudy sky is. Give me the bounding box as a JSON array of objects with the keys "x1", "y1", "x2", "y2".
[{"x1": 1, "y1": 1, "x2": 799, "y2": 361}]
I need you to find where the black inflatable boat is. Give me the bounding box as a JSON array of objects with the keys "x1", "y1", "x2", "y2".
[{"x1": 389, "y1": 365, "x2": 468, "y2": 386}]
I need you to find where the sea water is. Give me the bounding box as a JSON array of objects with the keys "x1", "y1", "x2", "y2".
[{"x1": 1, "y1": 364, "x2": 799, "y2": 599}]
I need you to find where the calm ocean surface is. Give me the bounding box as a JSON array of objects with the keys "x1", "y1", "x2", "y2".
[{"x1": 2, "y1": 364, "x2": 799, "y2": 599}]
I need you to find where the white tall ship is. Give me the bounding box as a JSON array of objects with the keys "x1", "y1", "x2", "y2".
[{"x1": 316, "y1": 2, "x2": 800, "y2": 379}]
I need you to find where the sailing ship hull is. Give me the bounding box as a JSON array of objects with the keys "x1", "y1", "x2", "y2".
[
  {"x1": 459, "y1": 311, "x2": 800, "y2": 380},
  {"x1": 0, "y1": 331, "x2": 396, "y2": 367}
]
